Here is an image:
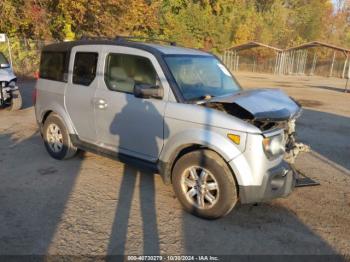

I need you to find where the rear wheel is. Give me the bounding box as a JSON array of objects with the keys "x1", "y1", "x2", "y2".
[
  {"x1": 172, "y1": 149, "x2": 238, "y2": 219},
  {"x1": 8, "y1": 90, "x2": 22, "y2": 111},
  {"x1": 43, "y1": 113, "x2": 78, "y2": 160}
]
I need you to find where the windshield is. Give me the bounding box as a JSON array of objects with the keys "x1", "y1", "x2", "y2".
[
  {"x1": 0, "y1": 52, "x2": 8, "y2": 64},
  {"x1": 164, "y1": 55, "x2": 241, "y2": 101}
]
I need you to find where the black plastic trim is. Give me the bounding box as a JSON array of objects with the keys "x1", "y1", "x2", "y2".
[{"x1": 70, "y1": 135, "x2": 159, "y2": 173}]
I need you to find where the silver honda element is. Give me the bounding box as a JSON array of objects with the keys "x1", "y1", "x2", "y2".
[{"x1": 35, "y1": 38, "x2": 303, "y2": 219}]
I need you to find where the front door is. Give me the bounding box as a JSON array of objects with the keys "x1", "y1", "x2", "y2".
[
  {"x1": 65, "y1": 46, "x2": 101, "y2": 143},
  {"x1": 94, "y1": 46, "x2": 168, "y2": 162}
]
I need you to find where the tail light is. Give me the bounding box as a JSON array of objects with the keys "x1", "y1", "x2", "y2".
[{"x1": 34, "y1": 71, "x2": 39, "y2": 80}]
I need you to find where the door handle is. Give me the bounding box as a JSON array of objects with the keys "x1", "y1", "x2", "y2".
[{"x1": 93, "y1": 98, "x2": 108, "y2": 109}]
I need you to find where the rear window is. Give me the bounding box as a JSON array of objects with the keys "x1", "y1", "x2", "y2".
[
  {"x1": 39, "y1": 52, "x2": 69, "y2": 82},
  {"x1": 0, "y1": 52, "x2": 8, "y2": 64},
  {"x1": 73, "y1": 52, "x2": 98, "y2": 86}
]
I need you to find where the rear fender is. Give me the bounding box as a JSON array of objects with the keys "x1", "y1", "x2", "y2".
[{"x1": 38, "y1": 104, "x2": 76, "y2": 135}]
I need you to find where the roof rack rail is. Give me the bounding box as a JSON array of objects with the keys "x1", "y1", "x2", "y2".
[
  {"x1": 115, "y1": 36, "x2": 177, "y2": 46},
  {"x1": 79, "y1": 35, "x2": 177, "y2": 46}
]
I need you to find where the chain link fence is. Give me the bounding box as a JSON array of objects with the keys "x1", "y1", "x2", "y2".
[{"x1": 220, "y1": 48, "x2": 349, "y2": 78}]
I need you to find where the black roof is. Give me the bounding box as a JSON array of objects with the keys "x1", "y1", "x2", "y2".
[
  {"x1": 41, "y1": 37, "x2": 210, "y2": 57},
  {"x1": 42, "y1": 39, "x2": 166, "y2": 56}
]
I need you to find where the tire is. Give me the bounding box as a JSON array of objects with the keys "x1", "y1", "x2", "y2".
[
  {"x1": 8, "y1": 90, "x2": 22, "y2": 111},
  {"x1": 42, "y1": 113, "x2": 78, "y2": 160},
  {"x1": 172, "y1": 149, "x2": 238, "y2": 219}
]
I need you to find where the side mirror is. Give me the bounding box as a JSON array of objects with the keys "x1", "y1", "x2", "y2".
[
  {"x1": 134, "y1": 83, "x2": 163, "y2": 99},
  {"x1": 0, "y1": 63, "x2": 10, "y2": 69}
]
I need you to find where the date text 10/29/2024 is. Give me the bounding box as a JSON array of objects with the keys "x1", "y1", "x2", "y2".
[{"x1": 127, "y1": 256, "x2": 219, "y2": 261}]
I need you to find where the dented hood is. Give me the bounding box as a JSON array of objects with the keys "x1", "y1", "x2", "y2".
[{"x1": 207, "y1": 89, "x2": 301, "y2": 121}]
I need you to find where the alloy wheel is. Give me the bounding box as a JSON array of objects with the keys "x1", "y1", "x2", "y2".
[
  {"x1": 180, "y1": 166, "x2": 219, "y2": 209},
  {"x1": 46, "y1": 123, "x2": 64, "y2": 153}
]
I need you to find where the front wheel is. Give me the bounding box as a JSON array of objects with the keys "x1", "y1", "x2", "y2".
[{"x1": 172, "y1": 149, "x2": 238, "y2": 219}]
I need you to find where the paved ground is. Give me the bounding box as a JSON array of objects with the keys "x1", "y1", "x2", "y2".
[{"x1": 0, "y1": 73, "x2": 349, "y2": 256}]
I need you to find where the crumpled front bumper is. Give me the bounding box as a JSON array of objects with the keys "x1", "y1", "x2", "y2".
[{"x1": 239, "y1": 161, "x2": 296, "y2": 204}]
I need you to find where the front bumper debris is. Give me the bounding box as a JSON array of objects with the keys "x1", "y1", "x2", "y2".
[{"x1": 284, "y1": 119, "x2": 319, "y2": 187}]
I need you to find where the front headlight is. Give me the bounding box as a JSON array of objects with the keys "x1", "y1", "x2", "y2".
[{"x1": 262, "y1": 133, "x2": 285, "y2": 158}]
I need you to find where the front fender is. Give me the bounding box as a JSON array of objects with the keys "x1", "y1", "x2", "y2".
[
  {"x1": 159, "y1": 127, "x2": 246, "y2": 184},
  {"x1": 161, "y1": 128, "x2": 245, "y2": 163}
]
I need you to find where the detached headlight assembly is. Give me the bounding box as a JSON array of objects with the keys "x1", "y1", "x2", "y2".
[{"x1": 262, "y1": 133, "x2": 285, "y2": 158}]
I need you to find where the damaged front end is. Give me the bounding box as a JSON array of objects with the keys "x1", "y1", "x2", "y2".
[
  {"x1": 1, "y1": 81, "x2": 13, "y2": 105},
  {"x1": 0, "y1": 80, "x2": 22, "y2": 111},
  {"x1": 202, "y1": 88, "x2": 310, "y2": 165},
  {"x1": 284, "y1": 119, "x2": 310, "y2": 165}
]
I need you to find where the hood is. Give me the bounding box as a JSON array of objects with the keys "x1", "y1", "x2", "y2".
[
  {"x1": 0, "y1": 67, "x2": 16, "y2": 82},
  {"x1": 206, "y1": 89, "x2": 301, "y2": 121}
]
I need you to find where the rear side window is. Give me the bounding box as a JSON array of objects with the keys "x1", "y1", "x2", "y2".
[
  {"x1": 73, "y1": 52, "x2": 98, "y2": 86},
  {"x1": 40, "y1": 52, "x2": 68, "y2": 82},
  {"x1": 0, "y1": 52, "x2": 8, "y2": 64},
  {"x1": 104, "y1": 53, "x2": 157, "y2": 94}
]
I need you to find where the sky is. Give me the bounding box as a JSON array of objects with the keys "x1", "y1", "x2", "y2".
[
  {"x1": 331, "y1": 0, "x2": 349, "y2": 11},
  {"x1": 331, "y1": 0, "x2": 342, "y2": 12}
]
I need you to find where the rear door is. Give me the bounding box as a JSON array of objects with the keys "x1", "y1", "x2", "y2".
[{"x1": 65, "y1": 45, "x2": 101, "y2": 143}]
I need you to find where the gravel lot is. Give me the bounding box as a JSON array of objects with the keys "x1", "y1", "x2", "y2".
[{"x1": 0, "y1": 73, "x2": 349, "y2": 256}]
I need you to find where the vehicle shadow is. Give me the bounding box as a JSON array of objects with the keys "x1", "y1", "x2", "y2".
[
  {"x1": 181, "y1": 202, "x2": 339, "y2": 255},
  {"x1": 306, "y1": 84, "x2": 347, "y2": 93},
  {"x1": 0, "y1": 130, "x2": 81, "y2": 255},
  {"x1": 296, "y1": 109, "x2": 350, "y2": 171},
  {"x1": 243, "y1": 75, "x2": 269, "y2": 80}
]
